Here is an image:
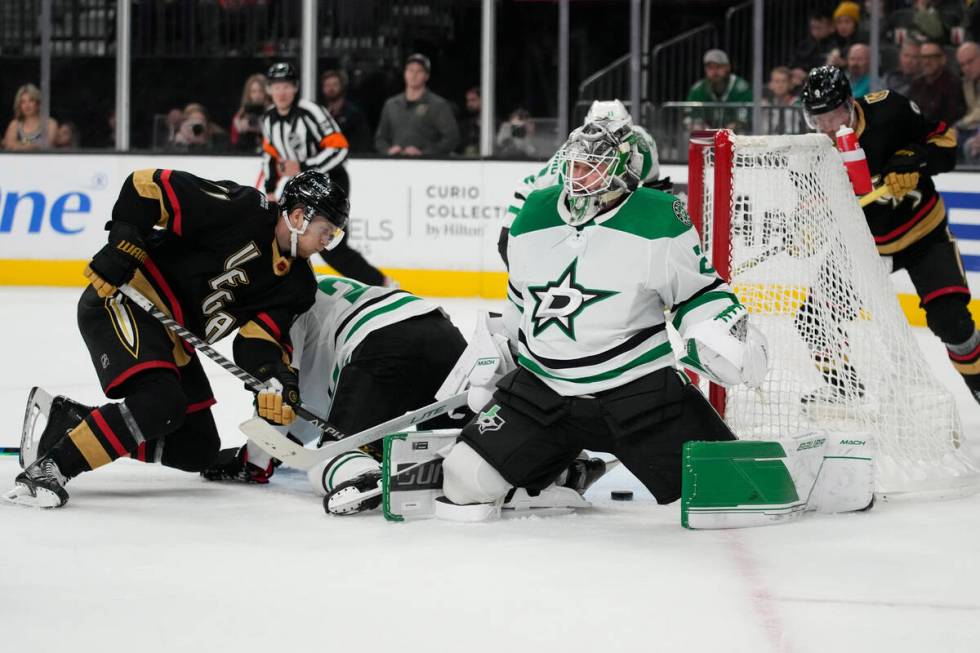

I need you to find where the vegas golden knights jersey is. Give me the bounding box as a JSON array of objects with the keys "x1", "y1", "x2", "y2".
[
  {"x1": 854, "y1": 90, "x2": 957, "y2": 255},
  {"x1": 109, "y1": 168, "x2": 317, "y2": 364}
]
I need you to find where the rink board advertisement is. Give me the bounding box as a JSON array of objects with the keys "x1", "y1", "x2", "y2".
[{"x1": 1, "y1": 153, "x2": 979, "y2": 321}]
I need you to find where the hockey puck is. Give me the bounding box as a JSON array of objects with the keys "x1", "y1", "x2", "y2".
[{"x1": 611, "y1": 490, "x2": 633, "y2": 501}]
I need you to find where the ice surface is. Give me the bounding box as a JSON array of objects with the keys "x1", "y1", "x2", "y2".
[{"x1": 1, "y1": 288, "x2": 979, "y2": 652}]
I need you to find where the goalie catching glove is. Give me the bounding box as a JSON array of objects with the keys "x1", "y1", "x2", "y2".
[
  {"x1": 84, "y1": 221, "x2": 149, "y2": 298},
  {"x1": 679, "y1": 305, "x2": 769, "y2": 387},
  {"x1": 253, "y1": 361, "x2": 301, "y2": 425}
]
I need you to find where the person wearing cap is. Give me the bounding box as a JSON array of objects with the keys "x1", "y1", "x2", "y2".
[
  {"x1": 374, "y1": 53, "x2": 459, "y2": 156},
  {"x1": 831, "y1": 1, "x2": 863, "y2": 56},
  {"x1": 685, "y1": 49, "x2": 753, "y2": 131}
]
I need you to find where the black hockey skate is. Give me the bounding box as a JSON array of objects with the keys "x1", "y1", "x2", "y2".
[
  {"x1": 323, "y1": 469, "x2": 383, "y2": 516},
  {"x1": 201, "y1": 447, "x2": 276, "y2": 484},
  {"x1": 4, "y1": 456, "x2": 70, "y2": 508},
  {"x1": 559, "y1": 456, "x2": 621, "y2": 495},
  {"x1": 20, "y1": 387, "x2": 93, "y2": 469}
]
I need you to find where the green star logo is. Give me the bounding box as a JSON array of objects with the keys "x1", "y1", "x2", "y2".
[{"x1": 528, "y1": 259, "x2": 617, "y2": 340}]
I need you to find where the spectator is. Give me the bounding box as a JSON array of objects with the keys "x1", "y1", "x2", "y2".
[
  {"x1": 790, "y1": 66, "x2": 809, "y2": 95},
  {"x1": 912, "y1": 0, "x2": 948, "y2": 43},
  {"x1": 320, "y1": 69, "x2": 372, "y2": 154},
  {"x1": 375, "y1": 53, "x2": 459, "y2": 156},
  {"x1": 847, "y1": 43, "x2": 872, "y2": 97},
  {"x1": 230, "y1": 73, "x2": 269, "y2": 153},
  {"x1": 457, "y1": 87, "x2": 481, "y2": 157},
  {"x1": 957, "y1": 42, "x2": 980, "y2": 129},
  {"x1": 908, "y1": 41, "x2": 968, "y2": 125},
  {"x1": 52, "y1": 121, "x2": 79, "y2": 149},
  {"x1": 3, "y1": 83, "x2": 57, "y2": 151},
  {"x1": 762, "y1": 67, "x2": 803, "y2": 135},
  {"x1": 884, "y1": 41, "x2": 922, "y2": 95},
  {"x1": 956, "y1": 41, "x2": 980, "y2": 162},
  {"x1": 833, "y1": 1, "x2": 863, "y2": 46},
  {"x1": 685, "y1": 49, "x2": 753, "y2": 131},
  {"x1": 792, "y1": 11, "x2": 838, "y2": 71},
  {"x1": 495, "y1": 108, "x2": 536, "y2": 158},
  {"x1": 170, "y1": 103, "x2": 228, "y2": 152}
]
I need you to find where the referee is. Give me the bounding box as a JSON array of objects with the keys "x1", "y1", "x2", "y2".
[{"x1": 262, "y1": 62, "x2": 388, "y2": 286}]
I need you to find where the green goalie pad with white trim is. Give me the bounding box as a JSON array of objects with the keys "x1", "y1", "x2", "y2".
[
  {"x1": 681, "y1": 434, "x2": 875, "y2": 529},
  {"x1": 681, "y1": 440, "x2": 806, "y2": 529},
  {"x1": 382, "y1": 430, "x2": 460, "y2": 522}
]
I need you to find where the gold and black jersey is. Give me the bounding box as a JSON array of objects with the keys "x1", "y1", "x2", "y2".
[
  {"x1": 854, "y1": 90, "x2": 957, "y2": 255},
  {"x1": 109, "y1": 168, "x2": 316, "y2": 363}
]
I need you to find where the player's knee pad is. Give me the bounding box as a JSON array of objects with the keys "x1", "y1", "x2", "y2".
[
  {"x1": 122, "y1": 370, "x2": 189, "y2": 441},
  {"x1": 922, "y1": 294, "x2": 976, "y2": 345},
  {"x1": 159, "y1": 410, "x2": 220, "y2": 472},
  {"x1": 442, "y1": 442, "x2": 511, "y2": 504}
]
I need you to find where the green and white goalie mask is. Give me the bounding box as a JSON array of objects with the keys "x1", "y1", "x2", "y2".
[{"x1": 557, "y1": 120, "x2": 641, "y2": 225}]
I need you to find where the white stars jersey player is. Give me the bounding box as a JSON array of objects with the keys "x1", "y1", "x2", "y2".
[
  {"x1": 504, "y1": 185, "x2": 741, "y2": 396},
  {"x1": 285, "y1": 275, "x2": 441, "y2": 444}
]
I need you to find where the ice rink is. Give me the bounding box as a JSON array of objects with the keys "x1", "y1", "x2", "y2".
[{"x1": 2, "y1": 287, "x2": 979, "y2": 653}]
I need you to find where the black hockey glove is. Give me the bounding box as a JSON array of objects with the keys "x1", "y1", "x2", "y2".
[
  {"x1": 84, "y1": 221, "x2": 148, "y2": 298},
  {"x1": 253, "y1": 361, "x2": 301, "y2": 426},
  {"x1": 201, "y1": 446, "x2": 276, "y2": 484},
  {"x1": 882, "y1": 144, "x2": 927, "y2": 201}
]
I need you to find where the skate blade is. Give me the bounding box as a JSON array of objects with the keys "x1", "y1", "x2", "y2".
[
  {"x1": 20, "y1": 387, "x2": 54, "y2": 469},
  {"x1": 3, "y1": 483, "x2": 64, "y2": 509}
]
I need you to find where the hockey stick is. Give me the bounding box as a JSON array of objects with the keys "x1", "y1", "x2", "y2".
[
  {"x1": 238, "y1": 388, "x2": 468, "y2": 470},
  {"x1": 117, "y1": 283, "x2": 348, "y2": 441},
  {"x1": 730, "y1": 186, "x2": 888, "y2": 278}
]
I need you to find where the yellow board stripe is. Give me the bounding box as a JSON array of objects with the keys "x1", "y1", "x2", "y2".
[
  {"x1": 68, "y1": 421, "x2": 113, "y2": 470},
  {"x1": 4, "y1": 259, "x2": 980, "y2": 328}
]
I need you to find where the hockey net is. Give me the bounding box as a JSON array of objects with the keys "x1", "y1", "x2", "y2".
[{"x1": 688, "y1": 130, "x2": 979, "y2": 499}]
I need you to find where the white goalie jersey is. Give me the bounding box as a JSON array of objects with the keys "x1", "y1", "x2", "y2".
[{"x1": 505, "y1": 185, "x2": 745, "y2": 396}]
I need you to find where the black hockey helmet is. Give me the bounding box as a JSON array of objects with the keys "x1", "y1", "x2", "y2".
[
  {"x1": 267, "y1": 62, "x2": 299, "y2": 85},
  {"x1": 800, "y1": 65, "x2": 851, "y2": 115},
  {"x1": 281, "y1": 171, "x2": 349, "y2": 230}
]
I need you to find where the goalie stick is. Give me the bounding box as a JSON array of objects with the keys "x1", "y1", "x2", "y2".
[{"x1": 237, "y1": 390, "x2": 468, "y2": 470}]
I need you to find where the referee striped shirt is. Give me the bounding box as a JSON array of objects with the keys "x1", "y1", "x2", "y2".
[{"x1": 261, "y1": 99, "x2": 349, "y2": 193}]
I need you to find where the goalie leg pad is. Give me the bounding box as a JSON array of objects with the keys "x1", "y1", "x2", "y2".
[
  {"x1": 784, "y1": 432, "x2": 875, "y2": 513},
  {"x1": 442, "y1": 441, "x2": 512, "y2": 505},
  {"x1": 681, "y1": 440, "x2": 805, "y2": 529}
]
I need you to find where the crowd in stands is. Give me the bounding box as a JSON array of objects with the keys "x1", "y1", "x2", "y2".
[
  {"x1": 3, "y1": 1, "x2": 979, "y2": 164},
  {"x1": 684, "y1": 0, "x2": 980, "y2": 163}
]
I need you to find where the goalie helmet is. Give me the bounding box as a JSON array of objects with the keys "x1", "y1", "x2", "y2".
[
  {"x1": 800, "y1": 65, "x2": 854, "y2": 133},
  {"x1": 280, "y1": 171, "x2": 350, "y2": 255},
  {"x1": 585, "y1": 99, "x2": 632, "y2": 124},
  {"x1": 557, "y1": 121, "x2": 641, "y2": 225}
]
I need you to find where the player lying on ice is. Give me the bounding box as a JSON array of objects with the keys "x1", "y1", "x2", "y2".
[
  {"x1": 6, "y1": 169, "x2": 347, "y2": 508},
  {"x1": 430, "y1": 115, "x2": 877, "y2": 525}
]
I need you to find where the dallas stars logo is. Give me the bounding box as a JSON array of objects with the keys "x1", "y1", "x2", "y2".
[{"x1": 528, "y1": 259, "x2": 617, "y2": 340}]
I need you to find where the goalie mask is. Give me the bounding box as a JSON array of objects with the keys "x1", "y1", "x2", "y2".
[
  {"x1": 557, "y1": 121, "x2": 641, "y2": 225},
  {"x1": 280, "y1": 171, "x2": 349, "y2": 256}
]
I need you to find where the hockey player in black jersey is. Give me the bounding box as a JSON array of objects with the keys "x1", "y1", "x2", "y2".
[
  {"x1": 262, "y1": 62, "x2": 390, "y2": 287},
  {"x1": 4, "y1": 169, "x2": 349, "y2": 508},
  {"x1": 799, "y1": 65, "x2": 980, "y2": 404}
]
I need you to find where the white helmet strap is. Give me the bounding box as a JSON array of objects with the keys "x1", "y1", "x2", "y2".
[{"x1": 282, "y1": 209, "x2": 311, "y2": 257}]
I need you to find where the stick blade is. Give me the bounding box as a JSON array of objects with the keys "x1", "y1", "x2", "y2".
[{"x1": 239, "y1": 418, "x2": 316, "y2": 470}]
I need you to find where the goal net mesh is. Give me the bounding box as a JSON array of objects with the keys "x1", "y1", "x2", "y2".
[{"x1": 695, "y1": 132, "x2": 978, "y2": 497}]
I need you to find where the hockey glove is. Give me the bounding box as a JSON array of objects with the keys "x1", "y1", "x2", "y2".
[
  {"x1": 253, "y1": 361, "x2": 300, "y2": 425},
  {"x1": 882, "y1": 144, "x2": 926, "y2": 201},
  {"x1": 85, "y1": 221, "x2": 148, "y2": 298},
  {"x1": 200, "y1": 446, "x2": 275, "y2": 484}
]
